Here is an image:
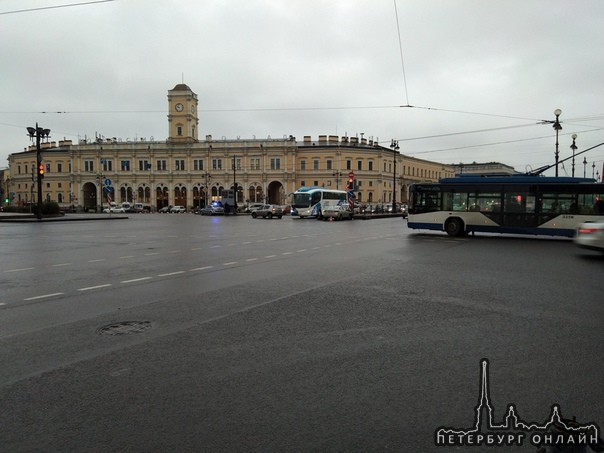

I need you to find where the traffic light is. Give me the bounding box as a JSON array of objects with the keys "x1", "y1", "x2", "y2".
[
  {"x1": 38, "y1": 163, "x2": 45, "y2": 177},
  {"x1": 347, "y1": 178, "x2": 354, "y2": 190}
]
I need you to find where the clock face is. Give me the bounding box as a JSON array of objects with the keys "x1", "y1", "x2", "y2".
[{"x1": 175, "y1": 103, "x2": 184, "y2": 112}]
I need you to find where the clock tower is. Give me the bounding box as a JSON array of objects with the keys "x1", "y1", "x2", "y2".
[{"x1": 167, "y1": 83, "x2": 199, "y2": 143}]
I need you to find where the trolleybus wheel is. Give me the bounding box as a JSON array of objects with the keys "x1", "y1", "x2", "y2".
[{"x1": 445, "y1": 218, "x2": 464, "y2": 237}]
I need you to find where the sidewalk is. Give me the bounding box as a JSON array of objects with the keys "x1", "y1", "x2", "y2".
[{"x1": 0, "y1": 212, "x2": 128, "y2": 222}]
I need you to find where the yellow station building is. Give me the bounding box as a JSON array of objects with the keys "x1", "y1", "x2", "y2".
[{"x1": 4, "y1": 84, "x2": 454, "y2": 211}]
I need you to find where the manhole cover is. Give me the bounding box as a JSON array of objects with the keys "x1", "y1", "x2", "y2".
[{"x1": 97, "y1": 320, "x2": 152, "y2": 336}]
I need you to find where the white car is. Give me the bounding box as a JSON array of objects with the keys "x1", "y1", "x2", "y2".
[
  {"x1": 321, "y1": 204, "x2": 353, "y2": 220},
  {"x1": 574, "y1": 221, "x2": 604, "y2": 252},
  {"x1": 169, "y1": 206, "x2": 186, "y2": 213}
]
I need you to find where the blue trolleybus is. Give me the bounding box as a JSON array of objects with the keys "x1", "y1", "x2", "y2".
[{"x1": 408, "y1": 175, "x2": 604, "y2": 237}]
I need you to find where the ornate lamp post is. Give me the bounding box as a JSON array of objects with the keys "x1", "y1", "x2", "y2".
[
  {"x1": 553, "y1": 109, "x2": 562, "y2": 177},
  {"x1": 26, "y1": 124, "x2": 50, "y2": 219},
  {"x1": 570, "y1": 134, "x2": 578, "y2": 178},
  {"x1": 390, "y1": 139, "x2": 399, "y2": 213}
]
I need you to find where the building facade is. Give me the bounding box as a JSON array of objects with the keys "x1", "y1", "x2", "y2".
[{"x1": 5, "y1": 84, "x2": 455, "y2": 211}]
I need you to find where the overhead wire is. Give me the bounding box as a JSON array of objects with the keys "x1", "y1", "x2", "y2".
[{"x1": 0, "y1": 0, "x2": 115, "y2": 15}]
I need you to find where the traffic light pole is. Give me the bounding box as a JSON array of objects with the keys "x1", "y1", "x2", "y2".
[{"x1": 27, "y1": 123, "x2": 50, "y2": 219}]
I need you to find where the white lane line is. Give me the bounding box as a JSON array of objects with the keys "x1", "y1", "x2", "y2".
[
  {"x1": 210, "y1": 245, "x2": 221, "y2": 248},
  {"x1": 190, "y1": 247, "x2": 203, "y2": 251},
  {"x1": 0, "y1": 302, "x2": 6, "y2": 306},
  {"x1": 145, "y1": 252, "x2": 159, "y2": 256},
  {"x1": 4, "y1": 267, "x2": 35, "y2": 273},
  {"x1": 119, "y1": 256, "x2": 135, "y2": 259},
  {"x1": 78, "y1": 284, "x2": 112, "y2": 292},
  {"x1": 190, "y1": 266, "x2": 214, "y2": 271},
  {"x1": 158, "y1": 271, "x2": 185, "y2": 277},
  {"x1": 88, "y1": 259, "x2": 105, "y2": 263},
  {"x1": 121, "y1": 277, "x2": 152, "y2": 284},
  {"x1": 265, "y1": 255, "x2": 276, "y2": 258},
  {"x1": 24, "y1": 293, "x2": 64, "y2": 301},
  {"x1": 242, "y1": 241, "x2": 252, "y2": 245},
  {"x1": 52, "y1": 263, "x2": 73, "y2": 267},
  {"x1": 296, "y1": 249, "x2": 307, "y2": 253},
  {"x1": 223, "y1": 261, "x2": 237, "y2": 266},
  {"x1": 246, "y1": 258, "x2": 258, "y2": 262},
  {"x1": 282, "y1": 252, "x2": 293, "y2": 255}
]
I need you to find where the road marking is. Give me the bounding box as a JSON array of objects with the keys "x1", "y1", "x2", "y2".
[
  {"x1": 169, "y1": 250, "x2": 181, "y2": 254},
  {"x1": 24, "y1": 293, "x2": 64, "y2": 301},
  {"x1": 119, "y1": 255, "x2": 135, "y2": 259},
  {"x1": 242, "y1": 241, "x2": 252, "y2": 244},
  {"x1": 210, "y1": 245, "x2": 221, "y2": 248},
  {"x1": 223, "y1": 261, "x2": 237, "y2": 266},
  {"x1": 145, "y1": 252, "x2": 159, "y2": 256},
  {"x1": 0, "y1": 302, "x2": 6, "y2": 306},
  {"x1": 78, "y1": 284, "x2": 112, "y2": 291},
  {"x1": 52, "y1": 263, "x2": 73, "y2": 267},
  {"x1": 265, "y1": 255, "x2": 276, "y2": 258},
  {"x1": 190, "y1": 266, "x2": 213, "y2": 271},
  {"x1": 87, "y1": 259, "x2": 105, "y2": 263},
  {"x1": 121, "y1": 277, "x2": 152, "y2": 284},
  {"x1": 158, "y1": 271, "x2": 185, "y2": 277},
  {"x1": 282, "y1": 252, "x2": 293, "y2": 255},
  {"x1": 190, "y1": 247, "x2": 203, "y2": 251},
  {"x1": 4, "y1": 267, "x2": 35, "y2": 273},
  {"x1": 246, "y1": 258, "x2": 258, "y2": 262},
  {"x1": 297, "y1": 249, "x2": 307, "y2": 252}
]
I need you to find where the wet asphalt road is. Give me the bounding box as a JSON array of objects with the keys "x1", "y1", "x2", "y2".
[{"x1": 1, "y1": 214, "x2": 603, "y2": 452}]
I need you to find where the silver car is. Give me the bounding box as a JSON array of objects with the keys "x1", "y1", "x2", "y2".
[
  {"x1": 574, "y1": 221, "x2": 604, "y2": 252},
  {"x1": 251, "y1": 205, "x2": 283, "y2": 219},
  {"x1": 322, "y1": 204, "x2": 352, "y2": 220}
]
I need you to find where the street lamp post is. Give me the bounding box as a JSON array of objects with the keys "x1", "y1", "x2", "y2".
[
  {"x1": 570, "y1": 134, "x2": 578, "y2": 178},
  {"x1": 583, "y1": 157, "x2": 587, "y2": 178},
  {"x1": 553, "y1": 109, "x2": 562, "y2": 177},
  {"x1": 232, "y1": 155, "x2": 238, "y2": 213},
  {"x1": 202, "y1": 172, "x2": 211, "y2": 207},
  {"x1": 332, "y1": 171, "x2": 342, "y2": 190},
  {"x1": 390, "y1": 139, "x2": 399, "y2": 213},
  {"x1": 26, "y1": 124, "x2": 50, "y2": 219}
]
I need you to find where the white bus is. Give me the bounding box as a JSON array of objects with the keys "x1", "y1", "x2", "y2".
[
  {"x1": 408, "y1": 175, "x2": 604, "y2": 237},
  {"x1": 291, "y1": 187, "x2": 347, "y2": 219}
]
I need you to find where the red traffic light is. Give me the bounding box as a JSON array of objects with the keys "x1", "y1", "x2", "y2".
[{"x1": 38, "y1": 164, "x2": 45, "y2": 176}]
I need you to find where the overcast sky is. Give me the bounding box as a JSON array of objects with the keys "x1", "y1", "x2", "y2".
[{"x1": 2, "y1": 0, "x2": 604, "y2": 177}]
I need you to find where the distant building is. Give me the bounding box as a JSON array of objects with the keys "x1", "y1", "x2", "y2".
[
  {"x1": 5, "y1": 84, "x2": 455, "y2": 211},
  {"x1": 452, "y1": 162, "x2": 518, "y2": 176}
]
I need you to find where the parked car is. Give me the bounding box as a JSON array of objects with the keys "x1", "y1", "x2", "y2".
[
  {"x1": 170, "y1": 205, "x2": 186, "y2": 213},
  {"x1": 574, "y1": 220, "x2": 604, "y2": 252},
  {"x1": 322, "y1": 204, "x2": 353, "y2": 220},
  {"x1": 158, "y1": 205, "x2": 172, "y2": 213},
  {"x1": 134, "y1": 203, "x2": 151, "y2": 213},
  {"x1": 103, "y1": 202, "x2": 125, "y2": 213},
  {"x1": 244, "y1": 203, "x2": 263, "y2": 213},
  {"x1": 199, "y1": 201, "x2": 225, "y2": 215},
  {"x1": 401, "y1": 204, "x2": 409, "y2": 218},
  {"x1": 251, "y1": 204, "x2": 283, "y2": 219}
]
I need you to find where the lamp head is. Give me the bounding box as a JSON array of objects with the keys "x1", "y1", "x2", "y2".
[
  {"x1": 572, "y1": 133, "x2": 577, "y2": 139},
  {"x1": 554, "y1": 108, "x2": 562, "y2": 117}
]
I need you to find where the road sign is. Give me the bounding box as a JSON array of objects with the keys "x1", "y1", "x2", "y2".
[
  {"x1": 104, "y1": 179, "x2": 112, "y2": 186},
  {"x1": 104, "y1": 186, "x2": 111, "y2": 194}
]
